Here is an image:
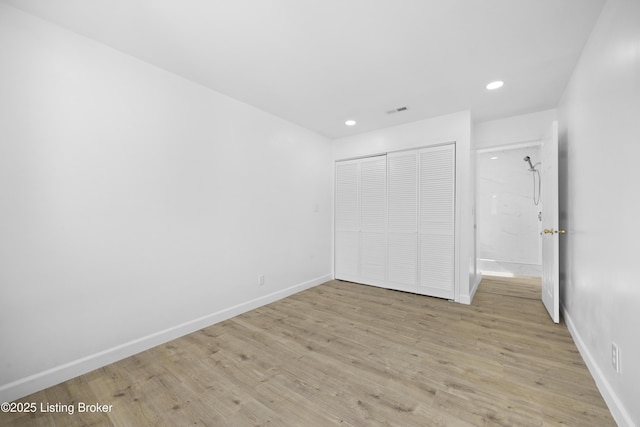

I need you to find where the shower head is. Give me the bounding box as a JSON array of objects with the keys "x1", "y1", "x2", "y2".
[{"x1": 523, "y1": 156, "x2": 535, "y2": 170}]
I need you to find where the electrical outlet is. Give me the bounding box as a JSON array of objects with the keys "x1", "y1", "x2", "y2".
[
  {"x1": 611, "y1": 343, "x2": 620, "y2": 373},
  {"x1": 258, "y1": 274, "x2": 265, "y2": 286}
]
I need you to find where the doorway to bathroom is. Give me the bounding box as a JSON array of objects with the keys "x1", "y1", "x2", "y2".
[{"x1": 476, "y1": 142, "x2": 543, "y2": 278}]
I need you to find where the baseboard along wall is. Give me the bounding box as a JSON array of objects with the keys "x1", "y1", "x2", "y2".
[
  {"x1": 0, "y1": 274, "x2": 333, "y2": 404},
  {"x1": 561, "y1": 305, "x2": 635, "y2": 427}
]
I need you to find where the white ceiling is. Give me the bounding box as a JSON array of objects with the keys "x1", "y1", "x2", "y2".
[{"x1": 1, "y1": 0, "x2": 605, "y2": 138}]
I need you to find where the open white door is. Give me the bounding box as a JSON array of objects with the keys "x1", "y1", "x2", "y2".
[{"x1": 541, "y1": 121, "x2": 561, "y2": 323}]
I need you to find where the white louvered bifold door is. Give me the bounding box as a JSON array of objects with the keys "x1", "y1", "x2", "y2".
[
  {"x1": 336, "y1": 147, "x2": 455, "y2": 299},
  {"x1": 387, "y1": 151, "x2": 418, "y2": 292},
  {"x1": 359, "y1": 156, "x2": 387, "y2": 284},
  {"x1": 418, "y1": 144, "x2": 455, "y2": 299},
  {"x1": 335, "y1": 160, "x2": 360, "y2": 281}
]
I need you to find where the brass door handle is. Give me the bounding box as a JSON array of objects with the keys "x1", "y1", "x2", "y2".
[{"x1": 543, "y1": 228, "x2": 566, "y2": 234}]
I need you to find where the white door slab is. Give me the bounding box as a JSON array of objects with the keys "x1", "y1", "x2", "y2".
[{"x1": 541, "y1": 121, "x2": 560, "y2": 323}]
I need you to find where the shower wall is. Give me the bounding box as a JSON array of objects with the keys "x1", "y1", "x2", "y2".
[{"x1": 477, "y1": 144, "x2": 542, "y2": 277}]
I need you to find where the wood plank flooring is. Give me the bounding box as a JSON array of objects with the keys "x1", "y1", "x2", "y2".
[
  {"x1": 1, "y1": 278, "x2": 614, "y2": 426},
  {"x1": 479, "y1": 275, "x2": 542, "y2": 301}
]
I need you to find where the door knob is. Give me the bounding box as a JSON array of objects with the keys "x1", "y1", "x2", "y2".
[{"x1": 543, "y1": 228, "x2": 566, "y2": 234}]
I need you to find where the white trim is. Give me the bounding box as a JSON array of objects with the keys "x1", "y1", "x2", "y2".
[
  {"x1": 459, "y1": 273, "x2": 482, "y2": 305},
  {"x1": 0, "y1": 274, "x2": 332, "y2": 404},
  {"x1": 475, "y1": 139, "x2": 541, "y2": 154},
  {"x1": 335, "y1": 141, "x2": 458, "y2": 163},
  {"x1": 477, "y1": 258, "x2": 541, "y2": 265},
  {"x1": 334, "y1": 152, "x2": 387, "y2": 162},
  {"x1": 562, "y1": 304, "x2": 635, "y2": 427}
]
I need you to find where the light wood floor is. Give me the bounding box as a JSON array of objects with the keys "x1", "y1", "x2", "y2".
[
  {"x1": 2, "y1": 278, "x2": 614, "y2": 426},
  {"x1": 479, "y1": 275, "x2": 542, "y2": 301}
]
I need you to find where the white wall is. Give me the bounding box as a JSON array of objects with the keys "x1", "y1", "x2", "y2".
[
  {"x1": 476, "y1": 144, "x2": 542, "y2": 277},
  {"x1": 557, "y1": 0, "x2": 640, "y2": 425},
  {"x1": 333, "y1": 111, "x2": 478, "y2": 304},
  {"x1": 474, "y1": 109, "x2": 557, "y2": 150},
  {"x1": 0, "y1": 4, "x2": 333, "y2": 403}
]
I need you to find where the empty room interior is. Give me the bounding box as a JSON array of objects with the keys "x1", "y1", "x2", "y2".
[{"x1": 1, "y1": 0, "x2": 639, "y2": 426}]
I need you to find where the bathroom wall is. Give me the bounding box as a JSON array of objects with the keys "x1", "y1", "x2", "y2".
[{"x1": 476, "y1": 144, "x2": 542, "y2": 277}]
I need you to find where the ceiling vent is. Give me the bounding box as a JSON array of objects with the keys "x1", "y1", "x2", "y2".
[{"x1": 386, "y1": 106, "x2": 408, "y2": 115}]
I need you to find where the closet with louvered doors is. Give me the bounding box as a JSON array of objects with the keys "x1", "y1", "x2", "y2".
[{"x1": 334, "y1": 143, "x2": 455, "y2": 299}]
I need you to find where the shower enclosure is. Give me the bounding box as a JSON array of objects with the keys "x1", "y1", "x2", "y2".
[{"x1": 476, "y1": 143, "x2": 542, "y2": 277}]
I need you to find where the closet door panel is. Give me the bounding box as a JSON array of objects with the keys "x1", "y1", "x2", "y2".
[
  {"x1": 387, "y1": 151, "x2": 418, "y2": 290},
  {"x1": 335, "y1": 231, "x2": 359, "y2": 280},
  {"x1": 335, "y1": 161, "x2": 360, "y2": 280},
  {"x1": 360, "y1": 156, "x2": 387, "y2": 283},
  {"x1": 388, "y1": 153, "x2": 417, "y2": 232},
  {"x1": 420, "y1": 235, "x2": 454, "y2": 298},
  {"x1": 388, "y1": 232, "x2": 418, "y2": 289},
  {"x1": 360, "y1": 157, "x2": 386, "y2": 231},
  {"x1": 361, "y1": 232, "x2": 386, "y2": 282},
  {"x1": 335, "y1": 161, "x2": 359, "y2": 231},
  {"x1": 418, "y1": 144, "x2": 455, "y2": 298},
  {"x1": 420, "y1": 146, "x2": 455, "y2": 233}
]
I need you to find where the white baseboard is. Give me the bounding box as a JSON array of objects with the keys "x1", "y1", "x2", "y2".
[
  {"x1": 459, "y1": 273, "x2": 482, "y2": 305},
  {"x1": 0, "y1": 274, "x2": 332, "y2": 404},
  {"x1": 561, "y1": 304, "x2": 635, "y2": 427}
]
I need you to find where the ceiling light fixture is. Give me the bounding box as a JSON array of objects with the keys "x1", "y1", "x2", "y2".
[
  {"x1": 345, "y1": 119, "x2": 357, "y2": 126},
  {"x1": 491, "y1": 156, "x2": 499, "y2": 160},
  {"x1": 486, "y1": 80, "x2": 504, "y2": 90}
]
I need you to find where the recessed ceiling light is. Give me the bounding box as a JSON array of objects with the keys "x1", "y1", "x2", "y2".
[
  {"x1": 490, "y1": 156, "x2": 499, "y2": 160},
  {"x1": 345, "y1": 120, "x2": 357, "y2": 126},
  {"x1": 486, "y1": 81, "x2": 504, "y2": 90}
]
